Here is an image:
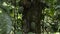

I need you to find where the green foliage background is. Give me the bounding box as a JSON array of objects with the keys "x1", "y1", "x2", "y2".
[{"x1": 0, "y1": 0, "x2": 60, "y2": 34}]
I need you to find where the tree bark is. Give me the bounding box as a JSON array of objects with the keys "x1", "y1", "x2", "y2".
[{"x1": 20, "y1": 0, "x2": 46, "y2": 34}]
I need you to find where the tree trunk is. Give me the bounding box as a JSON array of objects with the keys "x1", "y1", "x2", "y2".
[{"x1": 21, "y1": 0, "x2": 45, "y2": 34}]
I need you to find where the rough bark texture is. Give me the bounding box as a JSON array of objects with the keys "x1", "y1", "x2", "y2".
[{"x1": 19, "y1": 0, "x2": 48, "y2": 34}]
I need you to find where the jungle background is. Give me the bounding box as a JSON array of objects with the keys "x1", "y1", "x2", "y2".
[{"x1": 0, "y1": 0, "x2": 60, "y2": 34}]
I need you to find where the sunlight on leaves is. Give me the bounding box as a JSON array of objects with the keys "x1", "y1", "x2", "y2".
[
  {"x1": 2, "y1": 2, "x2": 8, "y2": 6},
  {"x1": 18, "y1": 14, "x2": 22, "y2": 20},
  {"x1": 55, "y1": 32, "x2": 60, "y2": 34},
  {"x1": 0, "y1": 10, "x2": 2, "y2": 13}
]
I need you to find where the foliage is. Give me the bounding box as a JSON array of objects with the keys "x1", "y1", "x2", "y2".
[{"x1": 0, "y1": 0, "x2": 60, "y2": 34}]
